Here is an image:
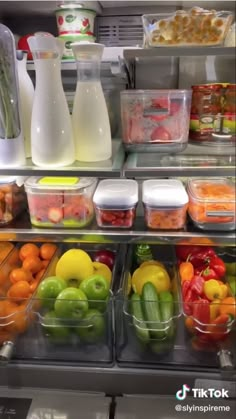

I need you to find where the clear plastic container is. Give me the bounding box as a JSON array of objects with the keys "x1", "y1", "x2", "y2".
[
  {"x1": 121, "y1": 90, "x2": 192, "y2": 153},
  {"x1": 0, "y1": 176, "x2": 27, "y2": 225},
  {"x1": 93, "y1": 179, "x2": 138, "y2": 229},
  {"x1": 25, "y1": 176, "x2": 97, "y2": 228},
  {"x1": 0, "y1": 243, "x2": 58, "y2": 347},
  {"x1": 115, "y1": 244, "x2": 181, "y2": 367},
  {"x1": 142, "y1": 8, "x2": 233, "y2": 47},
  {"x1": 142, "y1": 180, "x2": 189, "y2": 230},
  {"x1": 187, "y1": 178, "x2": 235, "y2": 231}
]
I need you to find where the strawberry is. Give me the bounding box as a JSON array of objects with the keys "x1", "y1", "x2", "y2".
[
  {"x1": 151, "y1": 126, "x2": 172, "y2": 142},
  {"x1": 48, "y1": 207, "x2": 63, "y2": 224}
]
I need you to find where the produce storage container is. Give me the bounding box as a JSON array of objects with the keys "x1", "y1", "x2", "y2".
[
  {"x1": 93, "y1": 179, "x2": 138, "y2": 229},
  {"x1": 25, "y1": 176, "x2": 97, "y2": 228},
  {"x1": 180, "y1": 250, "x2": 236, "y2": 364},
  {"x1": 115, "y1": 244, "x2": 182, "y2": 367},
  {"x1": 187, "y1": 178, "x2": 235, "y2": 231},
  {"x1": 142, "y1": 180, "x2": 189, "y2": 230},
  {"x1": 0, "y1": 242, "x2": 14, "y2": 265},
  {"x1": 0, "y1": 243, "x2": 58, "y2": 357},
  {"x1": 121, "y1": 90, "x2": 192, "y2": 153},
  {"x1": 142, "y1": 8, "x2": 233, "y2": 47},
  {"x1": 55, "y1": 8, "x2": 96, "y2": 36},
  {"x1": 0, "y1": 176, "x2": 27, "y2": 225},
  {"x1": 14, "y1": 244, "x2": 123, "y2": 366}
]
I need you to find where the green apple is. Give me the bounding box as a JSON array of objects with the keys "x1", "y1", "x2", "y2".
[
  {"x1": 226, "y1": 262, "x2": 236, "y2": 276},
  {"x1": 75, "y1": 309, "x2": 105, "y2": 343},
  {"x1": 42, "y1": 310, "x2": 71, "y2": 341},
  {"x1": 54, "y1": 287, "x2": 88, "y2": 320},
  {"x1": 37, "y1": 276, "x2": 67, "y2": 308},
  {"x1": 79, "y1": 275, "x2": 110, "y2": 302}
]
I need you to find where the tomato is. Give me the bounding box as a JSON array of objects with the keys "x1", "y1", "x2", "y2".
[{"x1": 18, "y1": 34, "x2": 34, "y2": 60}]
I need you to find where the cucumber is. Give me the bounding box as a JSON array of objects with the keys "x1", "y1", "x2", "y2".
[
  {"x1": 131, "y1": 293, "x2": 150, "y2": 343},
  {"x1": 142, "y1": 282, "x2": 165, "y2": 339},
  {"x1": 159, "y1": 290, "x2": 175, "y2": 339}
]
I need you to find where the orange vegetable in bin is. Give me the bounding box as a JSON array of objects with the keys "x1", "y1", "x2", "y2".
[
  {"x1": 179, "y1": 261, "x2": 194, "y2": 283},
  {"x1": 7, "y1": 280, "x2": 31, "y2": 302},
  {"x1": 9, "y1": 268, "x2": 33, "y2": 284},
  {"x1": 22, "y1": 256, "x2": 43, "y2": 274},
  {"x1": 219, "y1": 297, "x2": 236, "y2": 318},
  {"x1": 19, "y1": 243, "x2": 40, "y2": 261},
  {"x1": 40, "y1": 243, "x2": 57, "y2": 260},
  {"x1": 185, "y1": 316, "x2": 195, "y2": 334},
  {"x1": 206, "y1": 314, "x2": 230, "y2": 341}
]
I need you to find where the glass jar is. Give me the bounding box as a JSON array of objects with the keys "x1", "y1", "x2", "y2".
[
  {"x1": 223, "y1": 84, "x2": 236, "y2": 141},
  {"x1": 189, "y1": 84, "x2": 223, "y2": 143}
]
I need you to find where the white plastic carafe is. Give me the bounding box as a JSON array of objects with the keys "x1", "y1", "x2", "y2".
[
  {"x1": 17, "y1": 51, "x2": 34, "y2": 158},
  {"x1": 72, "y1": 42, "x2": 112, "y2": 162},
  {"x1": 28, "y1": 33, "x2": 75, "y2": 167}
]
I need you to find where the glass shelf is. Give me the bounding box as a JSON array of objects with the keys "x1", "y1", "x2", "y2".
[
  {"x1": 124, "y1": 46, "x2": 236, "y2": 60},
  {"x1": 1, "y1": 213, "x2": 235, "y2": 246},
  {"x1": 0, "y1": 140, "x2": 125, "y2": 177},
  {"x1": 124, "y1": 143, "x2": 236, "y2": 177}
]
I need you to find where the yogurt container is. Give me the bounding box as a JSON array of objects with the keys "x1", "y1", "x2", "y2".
[{"x1": 56, "y1": 8, "x2": 96, "y2": 36}]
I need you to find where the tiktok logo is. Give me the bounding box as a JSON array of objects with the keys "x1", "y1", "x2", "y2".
[{"x1": 176, "y1": 384, "x2": 191, "y2": 401}]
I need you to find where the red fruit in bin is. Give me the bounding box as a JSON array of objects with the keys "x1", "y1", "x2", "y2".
[
  {"x1": 101, "y1": 212, "x2": 116, "y2": 223},
  {"x1": 151, "y1": 126, "x2": 172, "y2": 142},
  {"x1": 48, "y1": 207, "x2": 63, "y2": 224},
  {"x1": 45, "y1": 195, "x2": 63, "y2": 207}
]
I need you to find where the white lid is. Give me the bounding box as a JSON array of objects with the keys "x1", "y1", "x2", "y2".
[
  {"x1": 142, "y1": 179, "x2": 189, "y2": 207},
  {"x1": 93, "y1": 179, "x2": 138, "y2": 208}
]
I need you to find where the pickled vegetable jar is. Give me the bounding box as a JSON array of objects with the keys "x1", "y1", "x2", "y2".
[
  {"x1": 187, "y1": 178, "x2": 235, "y2": 231},
  {"x1": 223, "y1": 84, "x2": 236, "y2": 140}
]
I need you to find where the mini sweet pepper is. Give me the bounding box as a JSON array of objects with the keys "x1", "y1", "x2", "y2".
[{"x1": 203, "y1": 279, "x2": 228, "y2": 301}]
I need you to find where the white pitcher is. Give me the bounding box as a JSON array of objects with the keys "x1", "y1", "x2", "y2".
[{"x1": 28, "y1": 33, "x2": 75, "y2": 167}]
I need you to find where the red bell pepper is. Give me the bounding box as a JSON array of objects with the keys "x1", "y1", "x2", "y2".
[
  {"x1": 182, "y1": 280, "x2": 191, "y2": 299},
  {"x1": 209, "y1": 257, "x2": 226, "y2": 279},
  {"x1": 183, "y1": 285, "x2": 199, "y2": 316},
  {"x1": 175, "y1": 245, "x2": 202, "y2": 261},
  {"x1": 192, "y1": 299, "x2": 210, "y2": 325},
  {"x1": 201, "y1": 267, "x2": 219, "y2": 281},
  {"x1": 190, "y1": 275, "x2": 205, "y2": 295},
  {"x1": 188, "y1": 248, "x2": 216, "y2": 268},
  {"x1": 206, "y1": 314, "x2": 230, "y2": 341}
]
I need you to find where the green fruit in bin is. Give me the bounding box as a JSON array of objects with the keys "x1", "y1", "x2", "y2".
[
  {"x1": 36, "y1": 276, "x2": 67, "y2": 308},
  {"x1": 42, "y1": 311, "x2": 71, "y2": 341},
  {"x1": 75, "y1": 309, "x2": 105, "y2": 343},
  {"x1": 54, "y1": 287, "x2": 88, "y2": 320},
  {"x1": 142, "y1": 282, "x2": 165, "y2": 340},
  {"x1": 131, "y1": 293, "x2": 149, "y2": 344},
  {"x1": 80, "y1": 275, "x2": 110, "y2": 301},
  {"x1": 225, "y1": 262, "x2": 236, "y2": 276},
  {"x1": 228, "y1": 278, "x2": 236, "y2": 296},
  {"x1": 159, "y1": 290, "x2": 174, "y2": 339}
]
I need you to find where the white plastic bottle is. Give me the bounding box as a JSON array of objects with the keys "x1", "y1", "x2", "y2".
[
  {"x1": 72, "y1": 42, "x2": 112, "y2": 162},
  {"x1": 17, "y1": 50, "x2": 34, "y2": 158},
  {"x1": 28, "y1": 33, "x2": 75, "y2": 167}
]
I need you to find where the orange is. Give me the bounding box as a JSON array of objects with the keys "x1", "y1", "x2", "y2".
[
  {"x1": 9, "y1": 268, "x2": 33, "y2": 284},
  {"x1": 0, "y1": 242, "x2": 14, "y2": 264},
  {"x1": 23, "y1": 256, "x2": 42, "y2": 274},
  {"x1": 5, "y1": 304, "x2": 28, "y2": 334},
  {"x1": 19, "y1": 243, "x2": 39, "y2": 261},
  {"x1": 219, "y1": 297, "x2": 236, "y2": 318},
  {"x1": 30, "y1": 278, "x2": 41, "y2": 293},
  {"x1": 42, "y1": 260, "x2": 50, "y2": 268},
  {"x1": 34, "y1": 268, "x2": 46, "y2": 283},
  {"x1": 185, "y1": 317, "x2": 195, "y2": 334},
  {"x1": 39, "y1": 243, "x2": 57, "y2": 260},
  {"x1": 7, "y1": 281, "x2": 31, "y2": 301}
]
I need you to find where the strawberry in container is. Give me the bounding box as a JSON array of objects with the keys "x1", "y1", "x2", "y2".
[
  {"x1": 25, "y1": 176, "x2": 97, "y2": 228},
  {"x1": 93, "y1": 179, "x2": 138, "y2": 229},
  {"x1": 120, "y1": 90, "x2": 192, "y2": 153}
]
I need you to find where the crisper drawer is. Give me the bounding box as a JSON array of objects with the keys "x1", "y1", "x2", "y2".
[
  {"x1": 115, "y1": 395, "x2": 236, "y2": 419},
  {"x1": 11, "y1": 244, "x2": 123, "y2": 367},
  {"x1": 115, "y1": 244, "x2": 236, "y2": 371},
  {"x1": 0, "y1": 387, "x2": 111, "y2": 419}
]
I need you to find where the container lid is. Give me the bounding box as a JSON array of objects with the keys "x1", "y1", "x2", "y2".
[
  {"x1": 187, "y1": 178, "x2": 235, "y2": 202},
  {"x1": 142, "y1": 179, "x2": 189, "y2": 207},
  {"x1": 93, "y1": 179, "x2": 138, "y2": 207},
  {"x1": 25, "y1": 176, "x2": 96, "y2": 190},
  {"x1": 0, "y1": 176, "x2": 17, "y2": 184}
]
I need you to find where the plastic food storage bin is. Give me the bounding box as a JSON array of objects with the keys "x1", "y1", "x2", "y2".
[
  {"x1": 93, "y1": 179, "x2": 138, "y2": 229},
  {"x1": 14, "y1": 244, "x2": 123, "y2": 366},
  {"x1": 25, "y1": 176, "x2": 97, "y2": 228},
  {"x1": 0, "y1": 176, "x2": 27, "y2": 225},
  {"x1": 0, "y1": 242, "x2": 14, "y2": 265},
  {"x1": 121, "y1": 90, "x2": 192, "y2": 153},
  {"x1": 0, "y1": 243, "x2": 58, "y2": 354},
  {"x1": 142, "y1": 180, "x2": 189, "y2": 230},
  {"x1": 115, "y1": 244, "x2": 181, "y2": 367},
  {"x1": 142, "y1": 8, "x2": 233, "y2": 47},
  {"x1": 187, "y1": 178, "x2": 236, "y2": 231}
]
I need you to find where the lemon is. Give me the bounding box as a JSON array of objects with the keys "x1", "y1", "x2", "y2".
[{"x1": 134, "y1": 265, "x2": 171, "y2": 295}]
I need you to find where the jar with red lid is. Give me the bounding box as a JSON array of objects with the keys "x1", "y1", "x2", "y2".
[
  {"x1": 223, "y1": 84, "x2": 236, "y2": 141},
  {"x1": 189, "y1": 84, "x2": 223, "y2": 143}
]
